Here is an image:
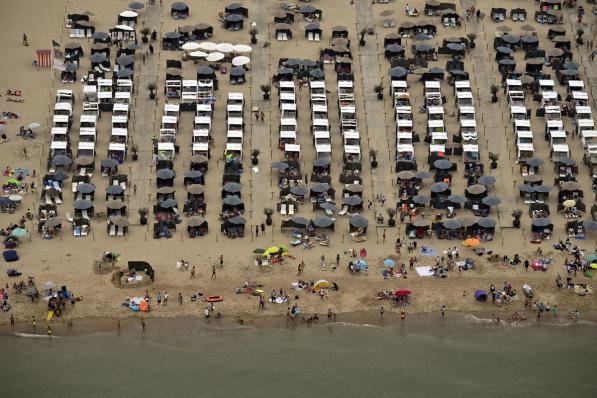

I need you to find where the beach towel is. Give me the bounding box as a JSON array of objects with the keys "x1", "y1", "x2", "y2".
[
  {"x1": 3, "y1": 250, "x2": 18, "y2": 262},
  {"x1": 415, "y1": 266, "x2": 434, "y2": 277},
  {"x1": 420, "y1": 247, "x2": 437, "y2": 256}
]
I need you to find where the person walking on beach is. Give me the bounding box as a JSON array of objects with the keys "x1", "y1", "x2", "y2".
[
  {"x1": 163, "y1": 292, "x2": 168, "y2": 306},
  {"x1": 258, "y1": 295, "x2": 265, "y2": 309},
  {"x1": 10, "y1": 314, "x2": 14, "y2": 327},
  {"x1": 400, "y1": 310, "x2": 406, "y2": 324},
  {"x1": 382, "y1": 229, "x2": 386, "y2": 243},
  {"x1": 149, "y1": 43, "x2": 154, "y2": 54},
  {"x1": 140, "y1": 318, "x2": 146, "y2": 331},
  {"x1": 260, "y1": 223, "x2": 265, "y2": 235},
  {"x1": 260, "y1": 111, "x2": 265, "y2": 122},
  {"x1": 336, "y1": 253, "x2": 340, "y2": 268},
  {"x1": 178, "y1": 292, "x2": 183, "y2": 305},
  {"x1": 219, "y1": 254, "x2": 224, "y2": 268},
  {"x1": 204, "y1": 307, "x2": 210, "y2": 319},
  {"x1": 22, "y1": 33, "x2": 28, "y2": 46},
  {"x1": 31, "y1": 316, "x2": 36, "y2": 329},
  {"x1": 328, "y1": 308, "x2": 333, "y2": 321},
  {"x1": 190, "y1": 266, "x2": 196, "y2": 279},
  {"x1": 440, "y1": 305, "x2": 446, "y2": 319},
  {"x1": 211, "y1": 265, "x2": 217, "y2": 279},
  {"x1": 47, "y1": 325, "x2": 52, "y2": 336},
  {"x1": 156, "y1": 292, "x2": 162, "y2": 306},
  {"x1": 380, "y1": 306, "x2": 384, "y2": 320}
]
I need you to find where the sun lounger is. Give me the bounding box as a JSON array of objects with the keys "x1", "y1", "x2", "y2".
[
  {"x1": 338, "y1": 205, "x2": 348, "y2": 216},
  {"x1": 109, "y1": 224, "x2": 116, "y2": 236},
  {"x1": 280, "y1": 203, "x2": 287, "y2": 215},
  {"x1": 117, "y1": 227, "x2": 124, "y2": 236},
  {"x1": 82, "y1": 210, "x2": 90, "y2": 220},
  {"x1": 45, "y1": 197, "x2": 53, "y2": 205},
  {"x1": 120, "y1": 181, "x2": 126, "y2": 189},
  {"x1": 54, "y1": 196, "x2": 62, "y2": 204},
  {"x1": 73, "y1": 226, "x2": 81, "y2": 236},
  {"x1": 72, "y1": 182, "x2": 78, "y2": 193},
  {"x1": 80, "y1": 226, "x2": 88, "y2": 237},
  {"x1": 66, "y1": 212, "x2": 73, "y2": 223},
  {"x1": 288, "y1": 204, "x2": 295, "y2": 215},
  {"x1": 52, "y1": 181, "x2": 60, "y2": 190},
  {"x1": 79, "y1": 168, "x2": 86, "y2": 176}
]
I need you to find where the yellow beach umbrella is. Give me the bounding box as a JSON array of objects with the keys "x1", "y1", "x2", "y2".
[
  {"x1": 313, "y1": 280, "x2": 331, "y2": 290},
  {"x1": 563, "y1": 199, "x2": 576, "y2": 208},
  {"x1": 463, "y1": 238, "x2": 480, "y2": 247},
  {"x1": 590, "y1": 263, "x2": 597, "y2": 270}
]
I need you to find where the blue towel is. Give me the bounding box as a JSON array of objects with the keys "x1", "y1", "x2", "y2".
[{"x1": 420, "y1": 247, "x2": 437, "y2": 257}]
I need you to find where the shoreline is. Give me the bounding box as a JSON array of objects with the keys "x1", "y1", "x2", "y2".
[{"x1": 2, "y1": 308, "x2": 596, "y2": 338}]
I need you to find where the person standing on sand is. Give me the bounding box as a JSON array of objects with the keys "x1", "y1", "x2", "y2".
[
  {"x1": 328, "y1": 308, "x2": 333, "y2": 321},
  {"x1": 211, "y1": 265, "x2": 216, "y2": 279},
  {"x1": 260, "y1": 223, "x2": 265, "y2": 235},
  {"x1": 401, "y1": 310, "x2": 406, "y2": 324},
  {"x1": 31, "y1": 316, "x2": 36, "y2": 329},
  {"x1": 10, "y1": 314, "x2": 14, "y2": 327},
  {"x1": 141, "y1": 318, "x2": 145, "y2": 331},
  {"x1": 22, "y1": 33, "x2": 28, "y2": 46},
  {"x1": 219, "y1": 255, "x2": 224, "y2": 268},
  {"x1": 190, "y1": 266, "x2": 196, "y2": 279},
  {"x1": 255, "y1": 225, "x2": 259, "y2": 236},
  {"x1": 440, "y1": 305, "x2": 446, "y2": 319},
  {"x1": 258, "y1": 295, "x2": 265, "y2": 309},
  {"x1": 47, "y1": 325, "x2": 52, "y2": 336},
  {"x1": 380, "y1": 306, "x2": 384, "y2": 320},
  {"x1": 117, "y1": 319, "x2": 120, "y2": 330},
  {"x1": 163, "y1": 292, "x2": 168, "y2": 306},
  {"x1": 178, "y1": 292, "x2": 183, "y2": 305},
  {"x1": 382, "y1": 229, "x2": 386, "y2": 243},
  {"x1": 156, "y1": 292, "x2": 161, "y2": 306}
]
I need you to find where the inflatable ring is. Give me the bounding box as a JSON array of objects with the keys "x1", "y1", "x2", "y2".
[{"x1": 206, "y1": 295, "x2": 224, "y2": 302}]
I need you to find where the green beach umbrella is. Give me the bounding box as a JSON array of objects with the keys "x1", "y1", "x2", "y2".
[{"x1": 11, "y1": 228, "x2": 27, "y2": 237}]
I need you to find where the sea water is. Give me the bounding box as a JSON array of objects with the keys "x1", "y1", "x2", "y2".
[{"x1": 1, "y1": 316, "x2": 596, "y2": 397}]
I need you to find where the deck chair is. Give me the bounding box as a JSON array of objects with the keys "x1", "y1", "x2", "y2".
[
  {"x1": 325, "y1": 209, "x2": 333, "y2": 216},
  {"x1": 109, "y1": 224, "x2": 116, "y2": 236},
  {"x1": 288, "y1": 204, "x2": 295, "y2": 215},
  {"x1": 66, "y1": 212, "x2": 73, "y2": 223},
  {"x1": 280, "y1": 203, "x2": 287, "y2": 215},
  {"x1": 52, "y1": 181, "x2": 60, "y2": 190},
  {"x1": 54, "y1": 196, "x2": 62, "y2": 204},
  {"x1": 79, "y1": 168, "x2": 86, "y2": 176},
  {"x1": 120, "y1": 181, "x2": 126, "y2": 189},
  {"x1": 45, "y1": 197, "x2": 53, "y2": 205},
  {"x1": 389, "y1": 21, "x2": 396, "y2": 28},
  {"x1": 308, "y1": 32, "x2": 314, "y2": 41},
  {"x1": 72, "y1": 182, "x2": 79, "y2": 193},
  {"x1": 383, "y1": 20, "x2": 390, "y2": 28},
  {"x1": 73, "y1": 226, "x2": 81, "y2": 236},
  {"x1": 117, "y1": 227, "x2": 124, "y2": 236},
  {"x1": 314, "y1": 33, "x2": 320, "y2": 42},
  {"x1": 82, "y1": 210, "x2": 90, "y2": 220},
  {"x1": 338, "y1": 205, "x2": 348, "y2": 216},
  {"x1": 80, "y1": 227, "x2": 88, "y2": 237}
]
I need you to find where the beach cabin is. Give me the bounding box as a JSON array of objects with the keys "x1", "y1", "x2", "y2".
[
  {"x1": 108, "y1": 143, "x2": 126, "y2": 164},
  {"x1": 51, "y1": 127, "x2": 69, "y2": 143},
  {"x1": 577, "y1": 120, "x2": 595, "y2": 138},
  {"x1": 279, "y1": 130, "x2": 297, "y2": 149},
  {"x1": 461, "y1": 131, "x2": 478, "y2": 144},
  {"x1": 116, "y1": 78, "x2": 133, "y2": 94},
  {"x1": 161, "y1": 115, "x2": 179, "y2": 132},
  {"x1": 395, "y1": 106, "x2": 412, "y2": 121},
  {"x1": 454, "y1": 80, "x2": 471, "y2": 94},
  {"x1": 225, "y1": 143, "x2": 243, "y2": 159},
  {"x1": 340, "y1": 106, "x2": 357, "y2": 131},
  {"x1": 550, "y1": 144, "x2": 570, "y2": 161},
  {"x1": 279, "y1": 92, "x2": 296, "y2": 107},
  {"x1": 545, "y1": 120, "x2": 564, "y2": 140},
  {"x1": 227, "y1": 117, "x2": 243, "y2": 138},
  {"x1": 198, "y1": 80, "x2": 214, "y2": 102},
  {"x1": 196, "y1": 103, "x2": 213, "y2": 118},
  {"x1": 393, "y1": 92, "x2": 411, "y2": 108},
  {"x1": 118, "y1": 10, "x2": 138, "y2": 28},
  {"x1": 428, "y1": 144, "x2": 446, "y2": 163},
  {"x1": 343, "y1": 144, "x2": 361, "y2": 163},
  {"x1": 514, "y1": 119, "x2": 532, "y2": 135},
  {"x1": 279, "y1": 118, "x2": 297, "y2": 139},
  {"x1": 312, "y1": 104, "x2": 328, "y2": 120},
  {"x1": 431, "y1": 131, "x2": 448, "y2": 147},
  {"x1": 391, "y1": 80, "x2": 408, "y2": 101},
  {"x1": 157, "y1": 142, "x2": 176, "y2": 162},
  {"x1": 181, "y1": 80, "x2": 199, "y2": 107},
  {"x1": 575, "y1": 106, "x2": 592, "y2": 121},
  {"x1": 337, "y1": 81, "x2": 355, "y2": 103},
  {"x1": 166, "y1": 80, "x2": 182, "y2": 99},
  {"x1": 517, "y1": 143, "x2": 534, "y2": 162},
  {"x1": 544, "y1": 106, "x2": 562, "y2": 122},
  {"x1": 228, "y1": 92, "x2": 244, "y2": 108},
  {"x1": 97, "y1": 79, "x2": 113, "y2": 110},
  {"x1": 516, "y1": 130, "x2": 534, "y2": 147},
  {"x1": 572, "y1": 91, "x2": 589, "y2": 107},
  {"x1": 456, "y1": 91, "x2": 474, "y2": 107},
  {"x1": 510, "y1": 106, "x2": 529, "y2": 121},
  {"x1": 284, "y1": 144, "x2": 301, "y2": 161},
  {"x1": 567, "y1": 80, "x2": 584, "y2": 94},
  {"x1": 54, "y1": 102, "x2": 73, "y2": 118},
  {"x1": 459, "y1": 119, "x2": 477, "y2": 136},
  {"x1": 110, "y1": 128, "x2": 128, "y2": 145},
  {"x1": 227, "y1": 104, "x2": 243, "y2": 120},
  {"x1": 309, "y1": 81, "x2": 327, "y2": 105},
  {"x1": 396, "y1": 144, "x2": 415, "y2": 161},
  {"x1": 539, "y1": 79, "x2": 555, "y2": 94},
  {"x1": 312, "y1": 118, "x2": 329, "y2": 135},
  {"x1": 79, "y1": 127, "x2": 96, "y2": 144},
  {"x1": 226, "y1": 130, "x2": 244, "y2": 146},
  {"x1": 114, "y1": 91, "x2": 131, "y2": 105},
  {"x1": 53, "y1": 114, "x2": 71, "y2": 130},
  {"x1": 56, "y1": 89, "x2": 74, "y2": 104},
  {"x1": 580, "y1": 130, "x2": 597, "y2": 149},
  {"x1": 397, "y1": 131, "x2": 413, "y2": 146},
  {"x1": 463, "y1": 144, "x2": 479, "y2": 164},
  {"x1": 50, "y1": 141, "x2": 69, "y2": 158},
  {"x1": 507, "y1": 90, "x2": 525, "y2": 106},
  {"x1": 112, "y1": 115, "x2": 128, "y2": 130},
  {"x1": 427, "y1": 119, "x2": 445, "y2": 135},
  {"x1": 427, "y1": 106, "x2": 444, "y2": 121},
  {"x1": 315, "y1": 136, "x2": 332, "y2": 161},
  {"x1": 396, "y1": 119, "x2": 413, "y2": 135},
  {"x1": 279, "y1": 81, "x2": 296, "y2": 95},
  {"x1": 80, "y1": 114, "x2": 97, "y2": 130},
  {"x1": 549, "y1": 130, "x2": 567, "y2": 148},
  {"x1": 77, "y1": 141, "x2": 95, "y2": 158},
  {"x1": 281, "y1": 103, "x2": 297, "y2": 119},
  {"x1": 194, "y1": 116, "x2": 212, "y2": 134},
  {"x1": 113, "y1": 103, "x2": 129, "y2": 119},
  {"x1": 458, "y1": 106, "x2": 475, "y2": 121},
  {"x1": 110, "y1": 25, "x2": 136, "y2": 42}
]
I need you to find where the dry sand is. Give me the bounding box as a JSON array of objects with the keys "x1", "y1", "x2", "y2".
[{"x1": 0, "y1": 0, "x2": 596, "y2": 327}]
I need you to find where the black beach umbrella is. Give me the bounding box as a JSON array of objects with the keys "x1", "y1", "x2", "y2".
[
  {"x1": 431, "y1": 182, "x2": 450, "y2": 193},
  {"x1": 223, "y1": 195, "x2": 243, "y2": 206},
  {"x1": 521, "y1": 36, "x2": 539, "y2": 44},
  {"x1": 412, "y1": 195, "x2": 431, "y2": 205},
  {"x1": 501, "y1": 35, "x2": 519, "y2": 45},
  {"x1": 525, "y1": 157, "x2": 544, "y2": 167},
  {"x1": 415, "y1": 44, "x2": 434, "y2": 52},
  {"x1": 313, "y1": 158, "x2": 330, "y2": 167},
  {"x1": 496, "y1": 46, "x2": 513, "y2": 55},
  {"x1": 555, "y1": 158, "x2": 576, "y2": 166},
  {"x1": 534, "y1": 185, "x2": 552, "y2": 193},
  {"x1": 164, "y1": 31, "x2": 182, "y2": 40},
  {"x1": 117, "y1": 69, "x2": 133, "y2": 78},
  {"x1": 343, "y1": 196, "x2": 363, "y2": 206},
  {"x1": 313, "y1": 216, "x2": 334, "y2": 228},
  {"x1": 187, "y1": 184, "x2": 205, "y2": 195},
  {"x1": 160, "y1": 199, "x2": 178, "y2": 209},
  {"x1": 309, "y1": 69, "x2": 325, "y2": 80},
  {"x1": 311, "y1": 183, "x2": 330, "y2": 194},
  {"x1": 52, "y1": 155, "x2": 72, "y2": 166},
  {"x1": 320, "y1": 202, "x2": 337, "y2": 212},
  {"x1": 271, "y1": 161, "x2": 289, "y2": 171},
  {"x1": 385, "y1": 44, "x2": 404, "y2": 54},
  {"x1": 106, "y1": 185, "x2": 124, "y2": 196},
  {"x1": 187, "y1": 216, "x2": 206, "y2": 227},
  {"x1": 477, "y1": 175, "x2": 496, "y2": 186},
  {"x1": 90, "y1": 53, "x2": 107, "y2": 64},
  {"x1": 106, "y1": 200, "x2": 126, "y2": 210},
  {"x1": 477, "y1": 217, "x2": 497, "y2": 228},
  {"x1": 415, "y1": 171, "x2": 433, "y2": 179},
  {"x1": 225, "y1": 14, "x2": 243, "y2": 22},
  {"x1": 291, "y1": 216, "x2": 310, "y2": 227},
  {"x1": 300, "y1": 5, "x2": 317, "y2": 14},
  {"x1": 101, "y1": 158, "x2": 118, "y2": 169},
  {"x1": 93, "y1": 31, "x2": 110, "y2": 41},
  {"x1": 499, "y1": 58, "x2": 516, "y2": 66},
  {"x1": 443, "y1": 219, "x2": 463, "y2": 230},
  {"x1": 290, "y1": 185, "x2": 309, "y2": 196},
  {"x1": 349, "y1": 215, "x2": 369, "y2": 229},
  {"x1": 65, "y1": 63, "x2": 78, "y2": 72},
  {"x1": 466, "y1": 184, "x2": 487, "y2": 195},
  {"x1": 532, "y1": 218, "x2": 551, "y2": 228},
  {"x1": 562, "y1": 61, "x2": 579, "y2": 69},
  {"x1": 184, "y1": 170, "x2": 203, "y2": 179},
  {"x1": 230, "y1": 67, "x2": 245, "y2": 77},
  {"x1": 447, "y1": 43, "x2": 464, "y2": 52},
  {"x1": 116, "y1": 55, "x2": 134, "y2": 66},
  {"x1": 75, "y1": 183, "x2": 95, "y2": 194},
  {"x1": 157, "y1": 186, "x2": 175, "y2": 195},
  {"x1": 129, "y1": 2, "x2": 144, "y2": 10},
  {"x1": 171, "y1": 2, "x2": 188, "y2": 11},
  {"x1": 434, "y1": 159, "x2": 453, "y2": 170},
  {"x1": 223, "y1": 182, "x2": 241, "y2": 193},
  {"x1": 447, "y1": 195, "x2": 466, "y2": 204},
  {"x1": 127, "y1": 42, "x2": 141, "y2": 50},
  {"x1": 74, "y1": 199, "x2": 93, "y2": 210},
  {"x1": 412, "y1": 218, "x2": 431, "y2": 227},
  {"x1": 396, "y1": 170, "x2": 416, "y2": 180},
  {"x1": 229, "y1": 216, "x2": 246, "y2": 225},
  {"x1": 518, "y1": 184, "x2": 535, "y2": 193},
  {"x1": 482, "y1": 196, "x2": 502, "y2": 206},
  {"x1": 389, "y1": 66, "x2": 408, "y2": 78},
  {"x1": 156, "y1": 169, "x2": 175, "y2": 180}
]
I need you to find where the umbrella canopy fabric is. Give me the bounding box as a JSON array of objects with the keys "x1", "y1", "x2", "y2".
[
  {"x1": 396, "y1": 170, "x2": 416, "y2": 180},
  {"x1": 206, "y1": 52, "x2": 225, "y2": 62},
  {"x1": 313, "y1": 158, "x2": 330, "y2": 167},
  {"x1": 229, "y1": 216, "x2": 246, "y2": 225},
  {"x1": 106, "y1": 185, "x2": 124, "y2": 195},
  {"x1": 182, "y1": 42, "x2": 201, "y2": 51},
  {"x1": 116, "y1": 55, "x2": 134, "y2": 66},
  {"x1": 431, "y1": 182, "x2": 449, "y2": 193},
  {"x1": 448, "y1": 195, "x2": 466, "y2": 203},
  {"x1": 415, "y1": 171, "x2": 433, "y2": 179},
  {"x1": 159, "y1": 199, "x2": 178, "y2": 209},
  {"x1": 128, "y1": 2, "x2": 144, "y2": 10},
  {"x1": 349, "y1": 215, "x2": 368, "y2": 228},
  {"x1": 343, "y1": 196, "x2": 363, "y2": 206},
  {"x1": 74, "y1": 199, "x2": 93, "y2": 210},
  {"x1": 223, "y1": 182, "x2": 241, "y2": 193},
  {"x1": 290, "y1": 185, "x2": 308, "y2": 196},
  {"x1": 223, "y1": 195, "x2": 242, "y2": 206},
  {"x1": 443, "y1": 219, "x2": 463, "y2": 230},
  {"x1": 466, "y1": 184, "x2": 486, "y2": 195},
  {"x1": 232, "y1": 56, "x2": 251, "y2": 66},
  {"x1": 345, "y1": 184, "x2": 363, "y2": 193},
  {"x1": 233, "y1": 44, "x2": 252, "y2": 53},
  {"x1": 76, "y1": 183, "x2": 95, "y2": 194},
  {"x1": 525, "y1": 157, "x2": 544, "y2": 167},
  {"x1": 90, "y1": 53, "x2": 108, "y2": 63},
  {"x1": 412, "y1": 218, "x2": 431, "y2": 227},
  {"x1": 188, "y1": 216, "x2": 206, "y2": 227},
  {"x1": 412, "y1": 195, "x2": 431, "y2": 205},
  {"x1": 290, "y1": 216, "x2": 309, "y2": 226},
  {"x1": 319, "y1": 202, "x2": 337, "y2": 212},
  {"x1": 10, "y1": 228, "x2": 27, "y2": 237},
  {"x1": 383, "y1": 258, "x2": 396, "y2": 268},
  {"x1": 45, "y1": 218, "x2": 62, "y2": 229},
  {"x1": 171, "y1": 2, "x2": 188, "y2": 11},
  {"x1": 75, "y1": 156, "x2": 94, "y2": 166},
  {"x1": 313, "y1": 216, "x2": 334, "y2": 228},
  {"x1": 311, "y1": 183, "x2": 330, "y2": 193},
  {"x1": 434, "y1": 159, "x2": 453, "y2": 170},
  {"x1": 189, "y1": 50, "x2": 208, "y2": 59},
  {"x1": 184, "y1": 170, "x2": 203, "y2": 179},
  {"x1": 52, "y1": 155, "x2": 72, "y2": 166},
  {"x1": 156, "y1": 169, "x2": 175, "y2": 179},
  {"x1": 28, "y1": 122, "x2": 41, "y2": 129},
  {"x1": 532, "y1": 218, "x2": 551, "y2": 227},
  {"x1": 271, "y1": 161, "x2": 289, "y2": 170},
  {"x1": 217, "y1": 42, "x2": 235, "y2": 53},
  {"x1": 164, "y1": 31, "x2": 182, "y2": 40},
  {"x1": 187, "y1": 184, "x2": 205, "y2": 195},
  {"x1": 584, "y1": 220, "x2": 597, "y2": 231},
  {"x1": 482, "y1": 196, "x2": 501, "y2": 206},
  {"x1": 463, "y1": 238, "x2": 480, "y2": 247},
  {"x1": 477, "y1": 175, "x2": 496, "y2": 186},
  {"x1": 198, "y1": 42, "x2": 217, "y2": 51},
  {"x1": 106, "y1": 199, "x2": 126, "y2": 210},
  {"x1": 477, "y1": 217, "x2": 496, "y2": 228}
]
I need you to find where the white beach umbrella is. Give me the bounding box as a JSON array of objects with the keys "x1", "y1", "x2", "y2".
[
  {"x1": 182, "y1": 42, "x2": 201, "y2": 51},
  {"x1": 233, "y1": 44, "x2": 252, "y2": 53},
  {"x1": 198, "y1": 41, "x2": 217, "y2": 51},
  {"x1": 28, "y1": 122, "x2": 41, "y2": 129},
  {"x1": 189, "y1": 50, "x2": 208, "y2": 59},
  {"x1": 232, "y1": 56, "x2": 251, "y2": 66},
  {"x1": 216, "y1": 42, "x2": 235, "y2": 53},
  {"x1": 206, "y1": 52, "x2": 225, "y2": 62}
]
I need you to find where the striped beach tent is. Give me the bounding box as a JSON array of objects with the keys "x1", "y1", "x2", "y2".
[{"x1": 36, "y1": 49, "x2": 52, "y2": 67}]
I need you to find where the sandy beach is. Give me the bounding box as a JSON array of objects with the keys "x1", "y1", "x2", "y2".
[{"x1": 0, "y1": 0, "x2": 596, "y2": 330}]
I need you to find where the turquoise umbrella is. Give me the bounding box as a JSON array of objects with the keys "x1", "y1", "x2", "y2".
[
  {"x1": 354, "y1": 260, "x2": 368, "y2": 270},
  {"x1": 383, "y1": 258, "x2": 396, "y2": 268},
  {"x1": 11, "y1": 228, "x2": 27, "y2": 237}
]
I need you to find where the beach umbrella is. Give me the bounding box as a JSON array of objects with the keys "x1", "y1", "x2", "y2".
[
  {"x1": 223, "y1": 182, "x2": 241, "y2": 193},
  {"x1": 415, "y1": 44, "x2": 434, "y2": 52},
  {"x1": 110, "y1": 217, "x2": 129, "y2": 228},
  {"x1": 345, "y1": 184, "x2": 363, "y2": 194},
  {"x1": 301, "y1": 59, "x2": 318, "y2": 68},
  {"x1": 217, "y1": 42, "x2": 235, "y2": 53},
  {"x1": 229, "y1": 216, "x2": 246, "y2": 225},
  {"x1": 117, "y1": 55, "x2": 134, "y2": 66},
  {"x1": 198, "y1": 41, "x2": 217, "y2": 51},
  {"x1": 101, "y1": 158, "x2": 118, "y2": 170},
  {"x1": 385, "y1": 44, "x2": 404, "y2": 54},
  {"x1": 182, "y1": 42, "x2": 201, "y2": 51},
  {"x1": 499, "y1": 58, "x2": 516, "y2": 66},
  {"x1": 232, "y1": 56, "x2": 251, "y2": 66},
  {"x1": 518, "y1": 184, "x2": 535, "y2": 194},
  {"x1": 129, "y1": 1, "x2": 144, "y2": 10},
  {"x1": 313, "y1": 280, "x2": 331, "y2": 290},
  {"x1": 497, "y1": 25, "x2": 512, "y2": 32},
  {"x1": 313, "y1": 158, "x2": 330, "y2": 167},
  {"x1": 548, "y1": 48, "x2": 564, "y2": 57},
  {"x1": 399, "y1": 21, "x2": 415, "y2": 29},
  {"x1": 178, "y1": 24, "x2": 194, "y2": 34},
  {"x1": 395, "y1": 289, "x2": 411, "y2": 297},
  {"x1": 10, "y1": 228, "x2": 27, "y2": 237},
  {"x1": 8, "y1": 194, "x2": 22, "y2": 202},
  {"x1": 496, "y1": 46, "x2": 513, "y2": 55},
  {"x1": 253, "y1": 248, "x2": 265, "y2": 254},
  {"x1": 559, "y1": 69, "x2": 578, "y2": 77},
  {"x1": 309, "y1": 69, "x2": 325, "y2": 80},
  {"x1": 93, "y1": 31, "x2": 110, "y2": 41},
  {"x1": 443, "y1": 219, "x2": 463, "y2": 230},
  {"x1": 159, "y1": 199, "x2": 178, "y2": 209},
  {"x1": 396, "y1": 170, "x2": 416, "y2": 180},
  {"x1": 187, "y1": 184, "x2": 205, "y2": 195},
  {"x1": 475, "y1": 290, "x2": 488, "y2": 302},
  {"x1": 534, "y1": 185, "x2": 552, "y2": 193},
  {"x1": 187, "y1": 216, "x2": 206, "y2": 227},
  {"x1": 477, "y1": 217, "x2": 496, "y2": 229},
  {"x1": 525, "y1": 157, "x2": 544, "y2": 167},
  {"x1": 184, "y1": 170, "x2": 203, "y2": 179},
  {"x1": 189, "y1": 50, "x2": 208, "y2": 59},
  {"x1": 290, "y1": 185, "x2": 308, "y2": 196},
  {"x1": 74, "y1": 199, "x2": 93, "y2": 210},
  {"x1": 412, "y1": 195, "x2": 430, "y2": 205},
  {"x1": 64, "y1": 63, "x2": 78, "y2": 72},
  {"x1": 126, "y1": 43, "x2": 141, "y2": 50},
  {"x1": 196, "y1": 66, "x2": 215, "y2": 76},
  {"x1": 521, "y1": 35, "x2": 539, "y2": 44},
  {"x1": 431, "y1": 182, "x2": 450, "y2": 193},
  {"x1": 415, "y1": 171, "x2": 433, "y2": 179},
  {"x1": 562, "y1": 61, "x2": 580, "y2": 70},
  {"x1": 311, "y1": 183, "x2": 330, "y2": 194},
  {"x1": 319, "y1": 202, "x2": 337, "y2": 212},
  {"x1": 389, "y1": 67, "x2": 408, "y2": 79},
  {"x1": 43, "y1": 281, "x2": 56, "y2": 290},
  {"x1": 271, "y1": 161, "x2": 289, "y2": 171},
  {"x1": 520, "y1": 75, "x2": 535, "y2": 85},
  {"x1": 52, "y1": 155, "x2": 72, "y2": 166},
  {"x1": 555, "y1": 158, "x2": 576, "y2": 167},
  {"x1": 225, "y1": 14, "x2": 244, "y2": 22},
  {"x1": 156, "y1": 169, "x2": 175, "y2": 180},
  {"x1": 562, "y1": 199, "x2": 576, "y2": 208},
  {"x1": 584, "y1": 220, "x2": 597, "y2": 231},
  {"x1": 164, "y1": 31, "x2": 182, "y2": 41},
  {"x1": 206, "y1": 52, "x2": 225, "y2": 62},
  {"x1": 290, "y1": 216, "x2": 309, "y2": 227},
  {"x1": 380, "y1": 9, "x2": 394, "y2": 16},
  {"x1": 447, "y1": 43, "x2": 464, "y2": 52},
  {"x1": 76, "y1": 183, "x2": 95, "y2": 194},
  {"x1": 383, "y1": 258, "x2": 396, "y2": 268},
  {"x1": 313, "y1": 216, "x2": 334, "y2": 228},
  {"x1": 332, "y1": 38, "x2": 349, "y2": 47},
  {"x1": 354, "y1": 260, "x2": 368, "y2": 270},
  {"x1": 448, "y1": 195, "x2": 466, "y2": 204},
  {"x1": 413, "y1": 33, "x2": 430, "y2": 41},
  {"x1": 343, "y1": 196, "x2": 363, "y2": 206},
  {"x1": 349, "y1": 215, "x2": 369, "y2": 229},
  {"x1": 117, "y1": 69, "x2": 133, "y2": 78},
  {"x1": 157, "y1": 186, "x2": 175, "y2": 195},
  {"x1": 233, "y1": 44, "x2": 252, "y2": 53},
  {"x1": 190, "y1": 154, "x2": 208, "y2": 164},
  {"x1": 466, "y1": 184, "x2": 486, "y2": 195},
  {"x1": 223, "y1": 195, "x2": 242, "y2": 206},
  {"x1": 501, "y1": 35, "x2": 519, "y2": 45},
  {"x1": 477, "y1": 175, "x2": 496, "y2": 186},
  {"x1": 106, "y1": 199, "x2": 125, "y2": 210},
  {"x1": 463, "y1": 238, "x2": 480, "y2": 247},
  {"x1": 106, "y1": 185, "x2": 124, "y2": 196},
  {"x1": 434, "y1": 159, "x2": 452, "y2": 170},
  {"x1": 45, "y1": 218, "x2": 62, "y2": 229},
  {"x1": 300, "y1": 5, "x2": 317, "y2": 14},
  {"x1": 412, "y1": 218, "x2": 431, "y2": 227},
  {"x1": 90, "y1": 53, "x2": 107, "y2": 64},
  {"x1": 28, "y1": 122, "x2": 41, "y2": 129},
  {"x1": 482, "y1": 196, "x2": 501, "y2": 207},
  {"x1": 53, "y1": 171, "x2": 69, "y2": 182},
  {"x1": 524, "y1": 175, "x2": 542, "y2": 184},
  {"x1": 532, "y1": 218, "x2": 551, "y2": 228}
]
